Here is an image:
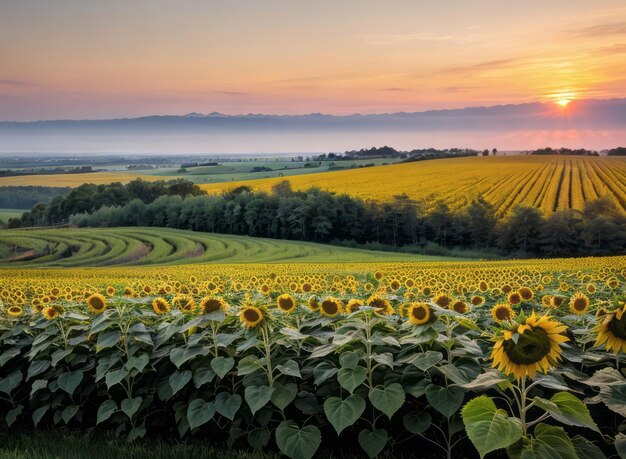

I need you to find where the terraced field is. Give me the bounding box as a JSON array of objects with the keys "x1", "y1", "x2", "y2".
[
  {"x1": 200, "y1": 155, "x2": 626, "y2": 216},
  {"x1": 0, "y1": 227, "x2": 455, "y2": 267}
]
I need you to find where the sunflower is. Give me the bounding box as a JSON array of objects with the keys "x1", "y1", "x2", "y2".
[
  {"x1": 569, "y1": 292, "x2": 590, "y2": 315},
  {"x1": 259, "y1": 284, "x2": 271, "y2": 295},
  {"x1": 519, "y1": 287, "x2": 534, "y2": 301},
  {"x1": 123, "y1": 287, "x2": 135, "y2": 298},
  {"x1": 152, "y1": 297, "x2": 170, "y2": 315},
  {"x1": 374, "y1": 271, "x2": 383, "y2": 281},
  {"x1": 320, "y1": 297, "x2": 343, "y2": 317},
  {"x1": 586, "y1": 283, "x2": 597, "y2": 294},
  {"x1": 491, "y1": 312, "x2": 569, "y2": 380},
  {"x1": 105, "y1": 286, "x2": 116, "y2": 296},
  {"x1": 606, "y1": 278, "x2": 620, "y2": 289},
  {"x1": 276, "y1": 293, "x2": 296, "y2": 313},
  {"x1": 346, "y1": 298, "x2": 364, "y2": 313},
  {"x1": 550, "y1": 295, "x2": 565, "y2": 308},
  {"x1": 407, "y1": 303, "x2": 435, "y2": 326},
  {"x1": 451, "y1": 300, "x2": 468, "y2": 314},
  {"x1": 86, "y1": 293, "x2": 107, "y2": 314},
  {"x1": 173, "y1": 295, "x2": 196, "y2": 313},
  {"x1": 42, "y1": 306, "x2": 60, "y2": 320},
  {"x1": 142, "y1": 285, "x2": 152, "y2": 295},
  {"x1": 491, "y1": 304, "x2": 516, "y2": 324},
  {"x1": 199, "y1": 296, "x2": 226, "y2": 314},
  {"x1": 433, "y1": 293, "x2": 452, "y2": 308},
  {"x1": 478, "y1": 280, "x2": 489, "y2": 292},
  {"x1": 7, "y1": 305, "x2": 24, "y2": 318},
  {"x1": 302, "y1": 282, "x2": 313, "y2": 293},
  {"x1": 367, "y1": 296, "x2": 394, "y2": 315},
  {"x1": 508, "y1": 291, "x2": 522, "y2": 305},
  {"x1": 594, "y1": 303, "x2": 626, "y2": 353},
  {"x1": 470, "y1": 295, "x2": 485, "y2": 307},
  {"x1": 541, "y1": 295, "x2": 553, "y2": 308},
  {"x1": 501, "y1": 284, "x2": 513, "y2": 294},
  {"x1": 239, "y1": 306, "x2": 265, "y2": 328},
  {"x1": 421, "y1": 286, "x2": 432, "y2": 296},
  {"x1": 307, "y1": 296, "x2": 320, "y2": 311},
  {"x1": 389, "y1": 279, "x2": 401, "y2": 291}
]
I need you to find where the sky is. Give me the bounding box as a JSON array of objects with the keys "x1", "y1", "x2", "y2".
[{"x1": 1, "y1": 0, "x2": 626, "y2": 121}]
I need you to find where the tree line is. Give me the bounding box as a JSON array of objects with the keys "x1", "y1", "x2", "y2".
[{"x1": 59, "y1": 181, "x2": 626, "y2": 258}]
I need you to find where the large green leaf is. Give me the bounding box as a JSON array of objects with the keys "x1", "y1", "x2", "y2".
[
  {"x1": 358, "y1": 428, "x2": 388, "y2": 458},
  {"x1": 425, "y1": 384, "x2": 465, "y2": 418},
  {"x1": 403, "y1": 411, "x2": 432, "y2": 434},
  {"x1": 337, "y1": 366, "x2": 367, "y2": 393},
  {"x1": 210, "y1": 356, "x2": 234, "y2": 379},
  {"x1": 461, "y1": 395, "x2": 524, "y2": 459},
  {"x1": 507, "y1": 423, "x2": 578, "y2": 459},
  {"x1": 105, "y1": 368, "x2": 128, "y2": 389},
  {"x1": 121, "y1": 397, "x2": 143, "y2": 420},
  {"x1": 245, "y1": 385, "x2": 273, "y2": 415},
  {"x1": 96, "y1": 400, "x2": 117, "y2": 424},
  {"x1": 96, "y1": 330, "x2": 121, "y2": 350},
  {"x1": 169, "y1": 370, "x2": 192, "y2": 396},
  {"x1": 271, "y1": 382, "x2": 298, "y2": 411},
  {"x1": 324, "y1": 394, "x2": 366, "y2": 435},
  {"x1": 615, "y1": 433, "x2": 626, "y2": 459},
  {"x1": 413, "y1": 351, "x2": 443, "y2": 371},
  {"x1": 276, "y1": 359, "x2": 301, "y2": 378},
  {"x1": 368, "y1": 383, "x2": 405, "y2": 419},
  {"x1": 215, "y1": 392, "x2": 241, "y2": 421},
  {"x1": 0, "y1": 370, "x2": 22, "y2": 395},
  {"x1": 187, "y1": 398, "x2": 215, "y2": 430},
  {"x1": 275, "y1": 420, "x2": 321, "y2": 459},
  {"x1": 57, "y1": 370, "x2": 83, "y2": 395},
  {"x1": 532, "y1": 392, "x2": 599, "y2": 432},
  {"x1": 339, "y1": 351, "x2": 361, "y2": 369}
]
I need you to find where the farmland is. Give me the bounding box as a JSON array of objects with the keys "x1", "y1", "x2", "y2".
[
  {"x1": 0, "y1": 172, "x2": 158, "y2": 187},
  {"x1": 200, "y1": 155, "x2": 626, "y2": 216},
  {"x1": 1, "y1": 256, "x2": 625, "y2": 457},
  {"x1": 0, "y1": 228, "x2": 454, "y2": 267}
]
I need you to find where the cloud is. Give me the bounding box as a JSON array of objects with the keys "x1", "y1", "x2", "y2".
[
  {"x1": 439, "y1": 86, "x2": 481, "y2": 93},
  {"x1": 567, "y1": 21, "x2": 626, "y2": 38},
  {"x1": 0, "y1": 79, "x2": 41, "y2": 88},
  {"x1": 213, "y1": 90, "x2": 251, "y2": 96},
  {"x1": 379, "y1": 87, "x2": 405, "y2": 92},
  {"x1": 441, "y1": 57, "x2": 526, "y2": 75}
]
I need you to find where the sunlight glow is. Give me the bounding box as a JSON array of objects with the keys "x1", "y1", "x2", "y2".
[{"x1": 557, "y1": 99, "x2": 571, "y2": 107}]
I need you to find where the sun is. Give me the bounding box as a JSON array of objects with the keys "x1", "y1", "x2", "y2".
[{"x1": 557, "y1": 99, "x2": 571, "y2": 107}]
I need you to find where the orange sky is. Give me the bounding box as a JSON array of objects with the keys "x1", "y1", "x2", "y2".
[{"x1": 1, "y1": 0, "x2": 625, "y2": 120}]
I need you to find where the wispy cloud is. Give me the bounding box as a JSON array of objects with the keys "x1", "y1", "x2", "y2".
[
  {"x1": 362, "y1": 33, "x2": 455, "y2": 45},
  {"x1": 0, "y1": 79, "x2": 41, "y2": 88},
  {"x1": 213, "y1": 90, "x2": 251, "y2": 96},
  {"x1": 567, "y1": 21, "x2": 626, "y2": 38},
  {"x1": 379, "y1": 87, "x2": 405, "y2": 92}
]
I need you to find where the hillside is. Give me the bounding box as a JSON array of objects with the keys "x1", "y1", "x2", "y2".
[
  {"x1": 200, "y1": 155, "x2": 626, "y2": 216},
  {"x1": 0, "y1": 227, "x2": 460, "y2": 267}
]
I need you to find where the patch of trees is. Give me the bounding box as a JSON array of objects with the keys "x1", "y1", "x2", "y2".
[
  {"x1": 0, "y1": 186, "x2": 71, "y2": 209},
  {"x1": 527, "y1": 147, "x2": 599, "y2": 156},
  {"x1": 311, "y1": 146, "x2": 481, "y2": 162},
  {"x1": 0, "y1": 166, "x2": 95, "y2": 177},
  {"x1": 17, "y1": 178, "x2": 205, "y2": 227},
  {"x1": 66, "y1": 180, "x2": 626, "y2": 258},
  {"x1": 607, "y1": 147, "x2": 626, "y2": 156}
]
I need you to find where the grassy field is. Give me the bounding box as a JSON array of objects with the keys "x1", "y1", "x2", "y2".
[
  {"x1": 200, "y1": 155, "x2": 626, "y2": 216},
  {"x1": 0, "y1": 172, "x2": 159, "y2": 187},
  {"x1": 0, "y1": 227, "x2": 461, "y2": 267},
  {"x1": 0, "y1": 208, "x2": 23, "y2": 222}
]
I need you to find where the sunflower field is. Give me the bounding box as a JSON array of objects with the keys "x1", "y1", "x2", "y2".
[{"x1": 1, "y1": 257, "x2": 626, "y2": 458}]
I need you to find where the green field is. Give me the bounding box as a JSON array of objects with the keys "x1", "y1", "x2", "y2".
[
  {"x1": 0, "y1": 208, "x2": 23, "y2": 222},
  {"x1": 0, "y1": 227, "x2": 461, "y2": 267}
]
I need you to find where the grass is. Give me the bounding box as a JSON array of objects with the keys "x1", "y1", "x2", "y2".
[
  {"x1": 199, "y1": 155, "x2": 626, "y2": 216},
  {"x1": 0, "y1": 227, "x2": 467, "y2": 267},
  {"x1": 0, "y1": 208, "x2": 24, "y2": 222}
]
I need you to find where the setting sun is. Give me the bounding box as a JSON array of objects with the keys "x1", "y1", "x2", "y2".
[{"x1": 557, "y1": 99, "x2": 571, "y2": 107}]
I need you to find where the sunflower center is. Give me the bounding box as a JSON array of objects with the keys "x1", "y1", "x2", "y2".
[
  {"x1": 90, "y1": 298, "x2": 104, "y2": 310},
  {"x1": 322, "y1": 300, "x2": 338, "y2": 315},
  {"x1": 573, "y1": 298, "x2": 587, "y2": 311},
  {"x1": 243, "y1": 308, "x2": 260, "y2": 322},
  {"x1": 503, "y1": 327, "x2": 551, "y2": 365},
  {"x1": 203, "y1": 299, "x2": 221, "y2": 312},
  {"x1": 278, "y1": 298, "x2": 294, "y2": 311},
  {"x1": 495, "y1": 307, "x2": 511, "y2": 321},
  {"x1": 412, "y1": 306, "x2": 427, "y2": 320},
  {"x1": 607, "y1": 314, "x2": 626, "y2": 339}
]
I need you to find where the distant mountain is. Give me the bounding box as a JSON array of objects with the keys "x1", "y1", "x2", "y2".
[{"x1": 0, "y1": 99, "x2": 624, "y2": 154}]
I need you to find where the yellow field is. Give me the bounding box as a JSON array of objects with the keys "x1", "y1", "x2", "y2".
[
  {"x1": 200, "y1": 155, "x2": 626, "y2": 216},
  {"x1": 0, "y1": 171, "x2": 157, "y2": 186}
]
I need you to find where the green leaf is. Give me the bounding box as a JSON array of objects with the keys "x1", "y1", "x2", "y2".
[
  {"x1": 271, "y1": 382, "x2": 298, "y2": 411},
  {"x1": 615, "y1": 433, "x2": 626, "y2": 459},
  {"x1": 324, "y1": 394, "x2": 366, "y2": 435},
  {"x1": 192, "y1": 363, "x2": 215, "y2": 388},
  {"x1": 532, "y1": 392, "x2": 599, "y2": 432},
  {"x1": 245, "y1": 385, "x2": 274, "y2": 415},
  {"x1": 6, "y1": 405, "x2": 23, "y2": 427},
  {"x1": 237, "y1": 355, "x2": 263, "y2": 376},
  {"x1": 463, "y1": 371, "x2": 507, "y2": 391},
  {"x1": 30, "y1": 379, "x2": 48, "y2": 397},
  {"x1": 507, "y1": 423, "x2": 578, "y2": 459},
  {"x1": 124, "y1": 354, "x2": 150, "y2": 373},
  {"x1": 403, "y1": 412, "x2": 432, "y2": 434},
  {"x1": 121, "y1": 397, "x2": 143, "y2": 420},
  {"x1": 275, "y1": 420, "x2": 321, "y2": 459},
  {"x1": 169, "y1": 370, "x2": 192, "y2": 396},
  {"x1": 571, "y1": 436, "x2": 608, "y2": 459},
  {"x1": 461, "y1": 395, "x2": 524, "y2": 459},
  {"x1": 96, "y1": 400, "x2": 117, "y2": 424},
  {"x1": 368, "y1": 383, "x2": 405, "y2": 419},
  {"x1": 337, "y1": 366, "x2": 367, "y2": 394},
  {"x1": 413, "y1": 351, "x2": 443, "y2": 371},
  {"x1": 96, "y1": 330, "x2": 121, "y2": 350},
  {"x1": 339, "y1": 351, "x2": 360, "y2": 369},
  {"x1": 187, "y1": 398, "x2": 215, "y2": 430},
  {"x1": 425, "y1": 384, "x2": 465, "y2": 418},
  {"x1": 57, "y1": 370, "x2": 83, "y2": 395},
  {"x1": 276, "y1": 360, "x2": 301, "y2": 378},
  {"x1": 210, "y1": 356, "x2": 234, "y2": 379},
  {"x1": 247, "y1": 428, "x2": 270, "y2": 450},
  {"x1": 105, "y1": 368, "x2": 128, "y2": 389},
  {"x1": 0, "y1": 370, "x2": 22, "y2": 395},
  {"x1": 61, "y1": 405, "x2": 79, "y2": 424},
  {"x1": 51, "y1": 349, "x2": 73, "y2": 367},
  {"x1": 358, "y1": 428, "x2": 388, "y2": 458},
  {"x1": 215, "y1": 392, "x2": 241, "y2": 421},
  {"x1": 32, "y1": 405, "x2": 49, "y2": 427},
  {"x1": 27, "y1": 360, "x2": 50, "y2": 381},
  {"x1": 313, "y1": 361, "x2": 338, "y2": 386},
  {"x1": 0, "y1": 348, "x2": 20, "y2": 367}
]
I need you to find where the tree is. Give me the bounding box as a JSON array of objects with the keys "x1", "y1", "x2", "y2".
[
  {"x1": 497, "y1": 206, "x2": 542, "y2": 254},
  {"x1": 539, "y1": 210, "x2": 581, "y2": 255},
  {"x1": 466, "y1": 198, "x2": 496, "y2": 248}
]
